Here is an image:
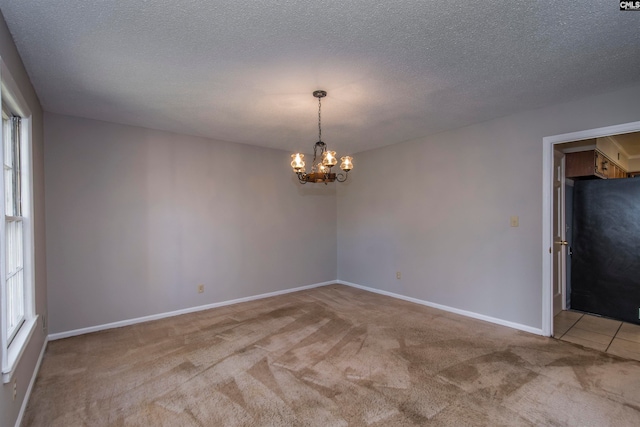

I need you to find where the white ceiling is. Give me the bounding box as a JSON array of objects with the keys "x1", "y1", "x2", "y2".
[{"x1": 1, "y1": 1, "x2": 639, "y2": 154}]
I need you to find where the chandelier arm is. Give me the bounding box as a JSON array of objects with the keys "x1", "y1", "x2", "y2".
[{"x1": 335, "y1": 172, "x2": 348, "y2": 182}]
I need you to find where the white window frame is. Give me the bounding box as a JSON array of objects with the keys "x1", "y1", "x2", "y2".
[{"x1": 0, "y1": 58, "x2": 37, "y2": 383}]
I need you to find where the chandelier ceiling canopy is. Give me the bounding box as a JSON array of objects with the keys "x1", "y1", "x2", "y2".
[{"x1": 291, "y1": 90, "x2": 353, "y2": 184}]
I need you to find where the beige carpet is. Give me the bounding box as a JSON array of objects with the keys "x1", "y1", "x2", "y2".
[{"x1": 23, "y1": 285, "x2": 640, "y2": 426}]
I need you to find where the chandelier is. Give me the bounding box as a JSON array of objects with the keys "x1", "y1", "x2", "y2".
[{"x1": 290, "y1": 90, "x2": 353, "y2": 184}]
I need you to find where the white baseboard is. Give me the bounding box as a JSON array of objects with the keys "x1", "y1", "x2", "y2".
[
  {"x1": 49, "y1": 281, "x2": 335, "y2": 341},
  {"x1": 337, "y1": 280, "x2": 544, "y2": 336},
  {"x1": 49, "y1": 279, "x2": 544, "y2": 340},
  {"x1": 14, "y1": 337, "x2": 48, "y2": 427}
]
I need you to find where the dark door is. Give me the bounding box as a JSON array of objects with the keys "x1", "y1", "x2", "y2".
[
  {"x1": 571, "y1": 178, "x2": 640, "y2": 324},
  {"x1": 565, "y1": 182, "x2": 574, "y2": 308}
]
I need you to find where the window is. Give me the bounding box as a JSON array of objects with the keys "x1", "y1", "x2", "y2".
[
  {"x1": 1, "y1": 61, "x2": 36, "y2": 383},
  {"x1": 3, "y1": 111, "x2": 25, "y2": 344}
]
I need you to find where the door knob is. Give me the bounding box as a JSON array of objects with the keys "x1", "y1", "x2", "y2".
[{"x1": 555, "y1": 240, "x2": 569, "y2": 246}]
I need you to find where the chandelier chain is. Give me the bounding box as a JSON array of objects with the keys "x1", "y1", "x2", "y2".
[{"x1": 318, "y1": 96, "x2": 322, "y2": 142}]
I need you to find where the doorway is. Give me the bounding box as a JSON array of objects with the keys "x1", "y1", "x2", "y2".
[{"x1": 542, "y1": 121, "x2": 640, "y2": 337}]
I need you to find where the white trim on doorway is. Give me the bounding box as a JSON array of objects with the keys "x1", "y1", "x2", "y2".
[{"x1": 542, "y1": 121, "x2": 640, "y2": 337}]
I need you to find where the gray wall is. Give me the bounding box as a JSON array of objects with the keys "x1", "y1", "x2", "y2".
[
  {"x1": 337, "y1": 84, "x2": 640, "y2": 330},
  {"x1": 0, "y1": 11, "x2": 47, "y2": 427},
  {"x1": 44, "y1": 113, "x2": 337, "y2": 334}
]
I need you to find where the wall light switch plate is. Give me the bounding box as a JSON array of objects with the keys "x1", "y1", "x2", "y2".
[{"x1": 510, "y1": 216, "x2": 519, "y2": 227}]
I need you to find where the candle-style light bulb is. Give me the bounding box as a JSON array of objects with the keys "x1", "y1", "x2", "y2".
[
  {"x1": 322, "y1": 151, "x2": 337, "y2": 167},
  {"x1": 291, "y1": 153, "x2": 305, "y2": 172},
  {"x1": 340, "y1": 156, "x2": 353, "y2": 172}
]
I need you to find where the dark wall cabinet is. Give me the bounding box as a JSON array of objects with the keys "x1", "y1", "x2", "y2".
[{"x1": 566, "y1": 149, "x2": 627, "y2": 180}]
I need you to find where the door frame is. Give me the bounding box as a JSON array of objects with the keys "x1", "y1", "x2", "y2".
[{"x1": 542, "y1": 120, "x2": 640, "y2": 336}]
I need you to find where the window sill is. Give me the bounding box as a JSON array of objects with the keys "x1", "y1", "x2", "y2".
[{"x1": 2, "y1": 315, "x2": 38, "y2": 383}]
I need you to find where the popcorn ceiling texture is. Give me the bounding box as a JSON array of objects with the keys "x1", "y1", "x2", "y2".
[{"x1": 1, "y1": 1, "x2": 639, "y2": 153}]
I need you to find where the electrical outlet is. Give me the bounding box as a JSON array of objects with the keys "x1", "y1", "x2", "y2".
[
  {"x1": 396, "y1": 271, "x2": 401, "y2": 280},
  {"x1": 198, "y1": 284, "x2": 204, "y2": 293},
  {"x1": 42, "y1": 313, "x2": 47, "y2": 331},
  {"x1": 13, "y1": 380, "x2": 17, "y2": 400},
  {"x1": 510, "y1": 216, "x2": 519, "y2": 227}
]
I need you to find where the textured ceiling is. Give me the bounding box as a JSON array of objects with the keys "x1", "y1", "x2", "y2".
[{"x1": 1, "y1": 1, "x2": 639, "y2": 154}]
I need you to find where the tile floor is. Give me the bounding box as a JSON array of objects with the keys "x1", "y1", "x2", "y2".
[{"x1": 554, "y1": 310, "x2": 640, "y2": 361}]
